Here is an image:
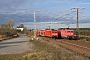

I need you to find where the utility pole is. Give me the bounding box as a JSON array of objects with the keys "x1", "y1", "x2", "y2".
[
  {"x1": 34, "y1": 11, "x2": 36, "y2": 39},
  {"x1": 71, "y1": 8, "x2": 84, "y2": 38},
  {"x1": 31, "y1": 11, "x2": 39, "y2": 40}
]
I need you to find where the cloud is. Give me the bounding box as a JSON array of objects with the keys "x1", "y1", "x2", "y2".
[
  {"x1": 0, "y1": 0, "x2": 90, "y2": 28},
  {"x1": 79, "y1": 2, "x2": 90, "y2": 5}
]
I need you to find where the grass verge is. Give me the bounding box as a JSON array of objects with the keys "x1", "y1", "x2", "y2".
[{"x1": 0, "y1": 38, "x2": 89, "y2": 60}]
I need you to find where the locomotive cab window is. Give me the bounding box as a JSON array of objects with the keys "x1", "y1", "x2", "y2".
[
  {"x1": 52, "y1": 29, "x2": 57, "y2": 32},
  {"x1": 67, "y1": 30, "x2": 73, "y2": 32}
]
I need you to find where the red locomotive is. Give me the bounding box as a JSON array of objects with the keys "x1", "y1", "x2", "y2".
[
  {"x1": 45, "y1": 29, "x2": 58, "y2": 38},
  {"x1": 37, "y1": 28, "x2": 76, "y2": 40},
  {"x1": 37, "y1": 29, "x2": 58, "y2": 38},
  {"x1": 57, "y1": 28, "x2": 74, "y2": 39}
]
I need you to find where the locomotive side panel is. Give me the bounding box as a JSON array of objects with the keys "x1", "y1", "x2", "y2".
[{"x1": 45, "y1": 30, "x2": 52, "y2": 37}]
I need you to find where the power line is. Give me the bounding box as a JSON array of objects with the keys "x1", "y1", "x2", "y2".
[
  {"x1": 74, "y1": 0, "x2": 80, "y2": 7},
  {"x1": 71, "y1": 8, "x2": 85, "y2": 38}
]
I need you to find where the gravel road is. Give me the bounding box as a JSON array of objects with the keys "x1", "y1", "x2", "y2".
[{"x1": 0, "y1": 34, "x2": 33, "y2": 55}]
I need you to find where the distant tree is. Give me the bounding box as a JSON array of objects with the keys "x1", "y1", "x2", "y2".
[
  {"x1": 5, "y1": 20, "x2": 14, "y2": 29},
  {"x1": 0, "y1": 24, "x2": 5, "y2": 28}
]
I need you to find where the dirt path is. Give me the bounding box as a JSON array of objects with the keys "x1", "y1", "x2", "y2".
[{"x1": 0, "y1": 34, "x2": 33, "y2": 54}]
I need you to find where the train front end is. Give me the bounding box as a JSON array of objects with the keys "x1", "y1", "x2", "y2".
[
  {"x1": 51, "y1": 29, "x2": 58, "y2": 38},
  {"x1": 67, "y1": 30, "x2": 74, "y2": 40}
]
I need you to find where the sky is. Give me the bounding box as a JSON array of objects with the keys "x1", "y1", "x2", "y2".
[{"x1": 0, "y1": 0, "x2": 90, "y2": 29}]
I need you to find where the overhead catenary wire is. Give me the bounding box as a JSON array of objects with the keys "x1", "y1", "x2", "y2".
[{"x1": 71, "y1": 8, "x2": 85, "y2": 37}]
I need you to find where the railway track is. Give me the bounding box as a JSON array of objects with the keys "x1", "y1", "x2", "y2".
[
  {"x1": 58, "y1": 40, "x2": 90, "y2": 50},
  {"x1": 39, "y1": 37, "x2": 90, "y2": 58},
  {"x1": 56, "y1": 39, "x2": 90, "y2": 58}
]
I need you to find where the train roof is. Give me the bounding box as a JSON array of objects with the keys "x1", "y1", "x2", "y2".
[{"x1": 58, "y1": 28, "x2": 73, "y2": 30}]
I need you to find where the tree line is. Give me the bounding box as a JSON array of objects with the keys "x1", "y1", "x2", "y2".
[{"x1": 0, "y1": 20, "x2": 18, "y2": 38}]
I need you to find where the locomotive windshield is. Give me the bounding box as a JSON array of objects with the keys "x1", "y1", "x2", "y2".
[
  {"x1": 67, "y1": 30, "x2": 73, "y2": 32},
  {"x1": 51, "y1": 29, "x2": 57, "y2": 32}
]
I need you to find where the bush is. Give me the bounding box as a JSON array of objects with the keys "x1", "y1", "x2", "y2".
[{"x1": 86, "y1": 38, "x2": 90, "y2": 42}]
